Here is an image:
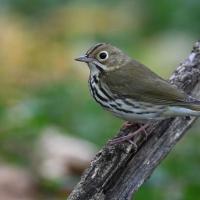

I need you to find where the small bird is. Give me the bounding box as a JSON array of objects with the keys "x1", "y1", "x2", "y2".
[{"x1": 75, "y1": 43, "x2": 200, "y2": 143}]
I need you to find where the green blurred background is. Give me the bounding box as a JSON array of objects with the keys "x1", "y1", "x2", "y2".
[{"x1": 0, "y1": 0, "x2": 200, "y2": 199}]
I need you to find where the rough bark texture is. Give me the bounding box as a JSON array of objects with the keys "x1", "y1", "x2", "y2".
[{"x1": 68, "y1": 41, "x2": 200, "y2": 200}]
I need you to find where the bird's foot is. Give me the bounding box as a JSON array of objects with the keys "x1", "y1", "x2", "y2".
[{"x1": 109, "y1": 124, "x2": 149, "y2": 145}]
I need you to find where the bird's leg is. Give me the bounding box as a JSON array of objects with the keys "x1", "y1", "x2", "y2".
[
  {"x1": 109, "y1": 123, "x2": 149, "y2": 145},
  {"x1": 122, "y1": 121, "x2": 138, "y2": 129},
  {"x1": 138, "y1": 123, "x2": 148, "y2": 140}
]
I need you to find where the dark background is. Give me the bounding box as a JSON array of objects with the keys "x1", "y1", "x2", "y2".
[{"x1": 0, "y1": 0, "x2": 200, "y2": 199}]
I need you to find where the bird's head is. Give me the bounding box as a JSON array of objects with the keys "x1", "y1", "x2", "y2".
[{"x1": 75, "y1": 43, "x2": 129, "y2": 73}]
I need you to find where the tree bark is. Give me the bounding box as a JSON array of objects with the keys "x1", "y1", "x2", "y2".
[{"x1": 68, "y1": 41, "x2": 200, "y2": 200}]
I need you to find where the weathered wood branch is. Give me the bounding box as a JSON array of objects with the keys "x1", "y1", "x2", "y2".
[{"x1": 68, "y1": 41, "x2": 200, "y2": 200}]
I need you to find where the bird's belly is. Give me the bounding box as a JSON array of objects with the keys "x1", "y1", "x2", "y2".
[
  {"x1": 108, "y1": 107, "x2": 166, "y2": 122},
  {"x1": 101, "y1": 98, "x2": 167, "y2": 122},
  {"x1": 88, "y1": 76, "x2": 166, "y2": 121}
]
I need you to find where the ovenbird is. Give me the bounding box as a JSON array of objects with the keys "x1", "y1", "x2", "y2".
[{"x1": 75, "y1": 43, "x2": 200, "y2": 143}]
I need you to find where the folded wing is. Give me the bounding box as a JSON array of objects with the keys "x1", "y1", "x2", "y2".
[{"x1": 102, "y1": 60, "x2": 200, "y2": 111}]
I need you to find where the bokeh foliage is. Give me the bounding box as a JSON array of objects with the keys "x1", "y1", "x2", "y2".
[{"x1": 0, "y1": 0, "x2": 200, "y2": 199}]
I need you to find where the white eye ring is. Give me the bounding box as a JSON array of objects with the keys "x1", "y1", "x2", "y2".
[{"x1": 97, "y1": 51, "x2": 109, "y2": 61}]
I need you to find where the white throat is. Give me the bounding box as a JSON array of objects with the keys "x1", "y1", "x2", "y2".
[
  {"x1": 88, "y1": 61, "x2": 106, "y2": 76},
  {"x1": 88, "y1": 63, "x2": 99, "y2": 76}
]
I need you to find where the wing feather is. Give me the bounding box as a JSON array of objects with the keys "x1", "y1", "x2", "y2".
[{"x1": 102, "y1": 60, "x2": 187, "y2": 105}]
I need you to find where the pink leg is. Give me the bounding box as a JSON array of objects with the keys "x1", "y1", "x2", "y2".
[
  {"x1": 139, "y1": 124, "x2": 148, "y2": 139},
  {"x1": 109, "y1": 124, "x2": 149, "y2": 145},
  {"x1": 122, "y1": 121, "x2": 138, "y2": 129}
]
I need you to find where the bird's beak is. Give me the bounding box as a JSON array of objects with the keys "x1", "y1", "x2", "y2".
[{"x1": 75, "y1": 55, "x2": 94, "y2": 63}]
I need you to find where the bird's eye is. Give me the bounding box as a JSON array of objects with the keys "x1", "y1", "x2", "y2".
[{"x1": 97, "y1": 51, "x2": 109, "y2": 61}]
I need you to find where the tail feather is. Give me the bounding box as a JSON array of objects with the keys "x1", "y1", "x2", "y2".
[
  {"x1": 185, "y1": 96, "x2": 200, "y2": 112},
  {"x1": 167, "y1": 95, "x2": 200, "y2": 116},
  {"x1": 168, "y1": 106, "x2": 200, "y2": 117}
]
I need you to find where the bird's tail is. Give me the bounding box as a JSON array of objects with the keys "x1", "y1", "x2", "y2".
[
  {"x1": 167, "y1": 106, "x2": 200, "y2": 117},
  {"x1": 168, "y1": 97, "x2": 200, "y2": 117},
  {"x1": 185, "y1": 96, "x2": 200, "y2": 113}
]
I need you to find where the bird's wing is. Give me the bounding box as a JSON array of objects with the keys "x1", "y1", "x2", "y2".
[{"x1": 102, "y1": 60, "x2": 188, "y2": 105}]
